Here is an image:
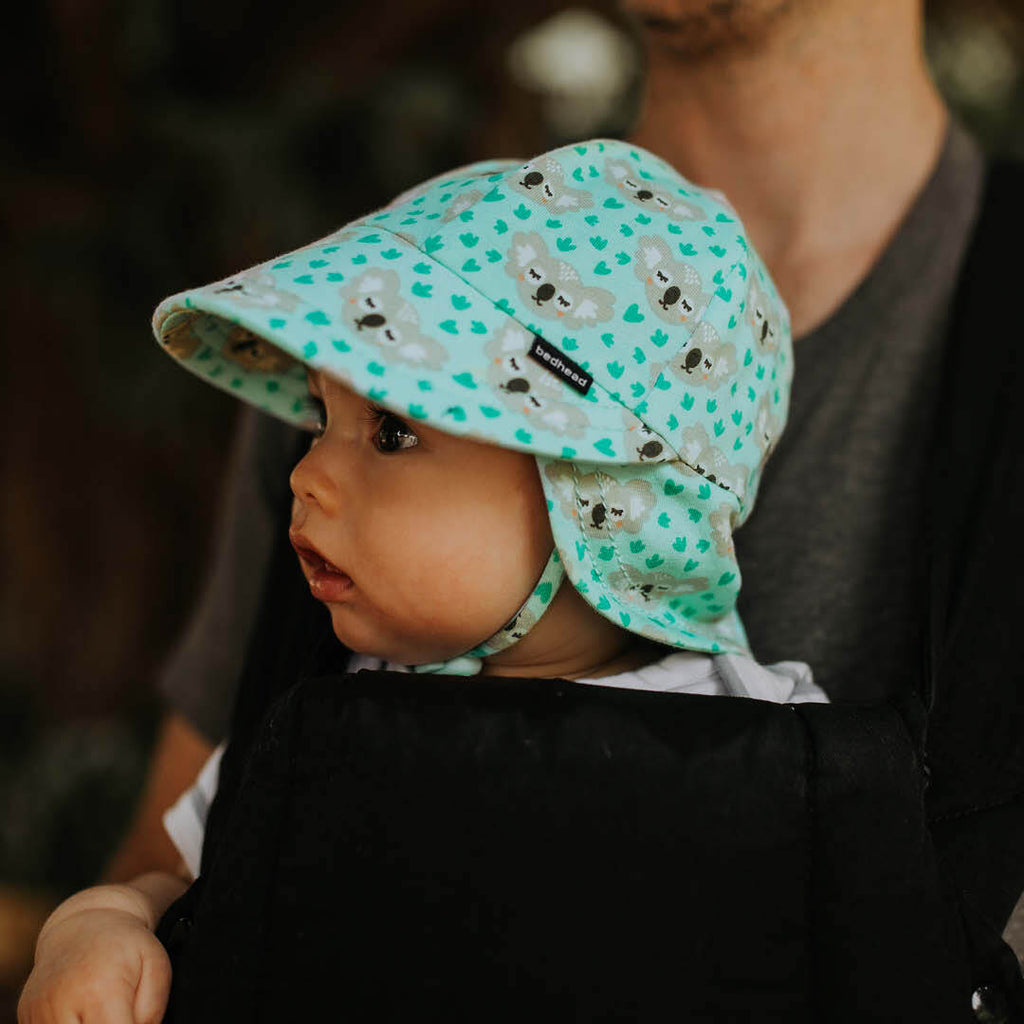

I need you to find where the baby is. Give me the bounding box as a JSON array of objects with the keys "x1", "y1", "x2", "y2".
[{"x1": 19, "y1": 138, "x2": 824, "y2": 1022}]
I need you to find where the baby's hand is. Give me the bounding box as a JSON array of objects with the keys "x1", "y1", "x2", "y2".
[{"x1": 18, "y1": 877, "x2": 183, "y2": 1024}]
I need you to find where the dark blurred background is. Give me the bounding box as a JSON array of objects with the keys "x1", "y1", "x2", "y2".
[{"x1": 1, "y1": 0, "x2": 1022, "y2": 1013}]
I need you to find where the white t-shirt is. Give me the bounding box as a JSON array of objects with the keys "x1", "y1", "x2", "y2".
[{"x1": 164, "y1": 650, "x2": 826, "y2": 877}]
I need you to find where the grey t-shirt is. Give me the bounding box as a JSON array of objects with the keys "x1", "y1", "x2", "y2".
[
  {"x1": 159, "y1": 122, "x2": 986, "y2": 737},
  {"x1": 735, "y1": 121, "x2": 984, "y2": 700}
]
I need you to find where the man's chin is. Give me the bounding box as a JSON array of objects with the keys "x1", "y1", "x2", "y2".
[{"x1": 622, "y1": 0, "x2": 795, "y2": 59}]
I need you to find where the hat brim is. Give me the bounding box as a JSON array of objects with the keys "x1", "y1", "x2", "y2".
[{"x1": 152, "y1": 224, "x2": 659, "y2": 464}]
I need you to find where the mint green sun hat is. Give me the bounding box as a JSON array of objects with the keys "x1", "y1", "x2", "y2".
[{"x1": 152, "y1": 138, "x2": 792, "y2": 664}]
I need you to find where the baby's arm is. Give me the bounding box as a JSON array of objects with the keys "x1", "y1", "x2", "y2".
[{"x1": 18, "y1": 871, "x2": 187, "y2": 1024}]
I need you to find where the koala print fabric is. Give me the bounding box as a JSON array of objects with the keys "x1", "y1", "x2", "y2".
[
  {"x1": 605, "y1": 156, "x2": 707, "y2": 222},
  {"x1": 634, "y1": 235, "x2": 710, "y2": 327},
  {"x1": 339, "y1": 269, "x2": 449, "y2": 370},
  {"x1": 510, "y1": 155, "x2": 594, "y2": 213},
  {"x1": 484, "y1": 323, "x2": 592, "y2": 439},
  {"x1": 152, "y1": 138, "x2": 792, "y2": 656},
  {"x1": 504, "y1": 231, "x2": 616, "y2": 330}
]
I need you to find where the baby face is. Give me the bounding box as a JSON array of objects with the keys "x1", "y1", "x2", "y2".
[{"x1": 289, "y1": 372, "x2": 554, "y2": 667}]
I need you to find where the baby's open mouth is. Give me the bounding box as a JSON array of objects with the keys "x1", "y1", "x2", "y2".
[
  {"x1": 289, "y1": 533, "x2": 354, "y2": 601},
  {"x1": 295, "y1": 544, "x2": 345, "y2": 575},
  {"x1": 289, "y1": 532, "x2": 341, "y2": 571}
]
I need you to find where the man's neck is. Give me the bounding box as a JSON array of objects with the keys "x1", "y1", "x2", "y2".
[{"x1": 628, "y1": 1, "x2": 947, "y2": 337}]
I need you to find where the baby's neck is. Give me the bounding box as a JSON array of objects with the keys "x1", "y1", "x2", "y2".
[{"x1": 563, "y1": 638, "x2": 677, "y2": 681}]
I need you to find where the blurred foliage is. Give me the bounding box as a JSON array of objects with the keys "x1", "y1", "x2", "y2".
[{"x1": 927, "y1": 0, "x2": 1024, "y2": 157}]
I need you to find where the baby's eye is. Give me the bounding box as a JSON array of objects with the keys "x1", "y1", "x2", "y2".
[{"x1": 373, "y1": 411, "x2": 419, "y2": 454}]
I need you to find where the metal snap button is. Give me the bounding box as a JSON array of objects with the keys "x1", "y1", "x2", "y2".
[{"x1": 972, "y1": 984, "x2": 1011, "y2": 1023}]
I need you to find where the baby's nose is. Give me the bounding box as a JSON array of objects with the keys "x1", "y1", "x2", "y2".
[
  {"x1": 289, "y1": 442, "x2": 342, "y2": 517},
  {"x1": 289, "y1": 494, "x2": 307, "y2": 531}
]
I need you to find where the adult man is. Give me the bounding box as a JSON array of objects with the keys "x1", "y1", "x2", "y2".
[
  {"x1": 629, "y1": 0, "x2": 959, "y2": 697},
  {"x1": 107, "y1": 0, "x2": 1016, "y2": 936}
]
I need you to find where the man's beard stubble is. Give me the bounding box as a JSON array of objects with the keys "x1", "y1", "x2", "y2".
[{"x1": 621, "y1": 0, "x2": 797, "y2": 60}]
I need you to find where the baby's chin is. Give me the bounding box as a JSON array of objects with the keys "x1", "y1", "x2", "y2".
[{"x1": 328, "y1": 614, "x2": 469, "y2": 669}]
